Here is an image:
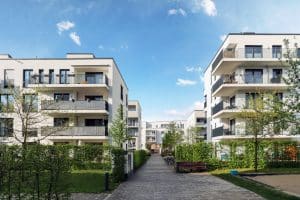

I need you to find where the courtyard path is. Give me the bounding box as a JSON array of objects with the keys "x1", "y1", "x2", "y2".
[{"x1": 107, "y1": 154, "x2": 264, "y2": 200}]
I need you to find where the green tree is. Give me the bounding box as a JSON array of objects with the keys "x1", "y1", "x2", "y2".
[
  {"x1": 162, "y1": 122, "x2": 183, "y2": 153},
  {"x1": 186, "y1": 126, "x2": 204, "y2": 144},
  {"x1": 109, "y1": 105, "x2": 128, "y2": 148}
]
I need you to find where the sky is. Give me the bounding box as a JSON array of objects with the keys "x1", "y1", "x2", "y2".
[{"x1": 1, "y1": 0, "x2": 300, "y2": 121}]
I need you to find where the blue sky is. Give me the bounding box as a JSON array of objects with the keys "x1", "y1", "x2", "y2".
[{"x1": 1, "y1": 0, "x2": 300, "y2": 121}]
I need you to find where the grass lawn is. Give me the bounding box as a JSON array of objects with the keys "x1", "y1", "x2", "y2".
[
  {"x1": 211, "y1": 168, "x2": 300, "y2": 200},
  {"x1": 69, "y1": 170, "x2": 116, "y2": 193}
]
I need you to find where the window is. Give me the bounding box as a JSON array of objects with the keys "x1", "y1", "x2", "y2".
[
  {"x1": 245, "y1": 69, "x2": 263, "y2": 83},
  {"x1": 245, "y1": 45, "x2": 263, "y2": 58},
  {"x1": 60, "y1": 69, "x2": 69, "y2": 84},
  {"x1": 128, "y1": 105, "x2": 136, "y2": 111},
  {"x1": 85, "y1": 96, "x2": 103, "y2": 101},
  {"x1": 0, "y1": 118, "x2": 13, "y2": 137},
  {"x1": 196, "y1": 118, "x2": 206, "y2": 124},
  {"x1": 23, "y1": 69, "x2": 33, "y2": 87},
  {"x1": 4, "y1": 69, "x2": 14, "y2": 88},
  {"x1": 49, "y1": 69, "x2": 54, "y2": 84},
  {"x1": 0, "y1": 94, "x2": 14, "y2": 112},
  {"x1": 85, "y1": 119, "x2": 104, "y2": 126},
  {"x1": 245, "y1": 93, "x2": 260, "y2": 108},
  {"x1": 126, "y1": 94, "x2": 128, "y2": 107},
  {"x1": 275, "y1": 93, "x2": 283, "y2": 101},
  {"x1": 23, "y1": 94, "x2": 38, "y2": 112},
  {"x1": 229, "y1": 96, "x2": 236, "y2": 108},
  {"x1": 297, "y1": 48, "x2": 300, "y2": 58},
  {"x1": 120, "y1": 85, "x2": 123, "y2": 101},
  {"x1": 272, "y1": 45, "x2": 282, "y2": 58},
  {"x1": 229, "y1": 119, "x2": 235, "y2": 134},
  {"x1": 271, "y1": 69, "x2": 282, "y2": 83},
  {"x1": 54, "y1": 118, "x2": 69, "y2": 127},
  {"x1": 85, "y1": 72, "x2": 103, "y2": 84},
  {"x1": 38, "y1": 69, "x2": 44, "y2": 84},
  {"x1": 54, "y1": 93, "x2": 70, "y2": 101}
]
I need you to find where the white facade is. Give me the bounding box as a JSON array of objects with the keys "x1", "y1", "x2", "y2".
[
  {"x1": 204, "y1": 33, "x2": 300, "y2": 142},
  {"x1": 0, "y1": 53, "x2": 128, "y2": 146},
  {"x1": 185, "y1": 110, "x2": 207, "y2": 143},
  {"x1": 141, "y1": 120, "x2": 186, "y2": 151},
  {"x1": 127, "y1": 100, "x2": 142, "y2": 150}
]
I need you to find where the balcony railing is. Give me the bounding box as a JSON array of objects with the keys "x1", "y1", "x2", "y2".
[
  {"x1": 212, "y1": 126, "x2": 233, "y2": 137},
  {"x1": 212, "y1": 74, "x2": 284, "y2": 93},
  {"x1": 41, "y1": 100, "x2": 109, "y2": 111},
  {"x1": 212, "y1": 101, "x2": 224, "y2": 115},
  {"x1": 128, "y1": 123, "x2": 139, "y2": 127},
  {"x1": 212, "y1": 48, "x2": 300, "y2": 71},
  {"x1": 29, "y1": 74, "x2": 109, "y2": 86},
  {"x1": 4, "y1": 79, "x2": 14, "y2": 88},
  {"x1": 41, "y1": 126, "x2": 108, "y2": 136}
]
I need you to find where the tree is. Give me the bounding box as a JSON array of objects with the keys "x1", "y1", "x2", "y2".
[
  {"x1": 281, "y1": 39, "x2": 300, "y2": 133},
  {"x1": 186, "y1": 126, "x2": 204, "y2": 144},
  {"x1": 162, "y1": 122, "x2": 183, "y2": 153},
  {"x1": 0, "y1": 86, "x2": 65, "y2": 148},
  {"x1": 236, "y1": 92, "x2": 285, "y2": 171},
  {"x1": 109, "y1": 105, "x2": 129, "y2": 148}
]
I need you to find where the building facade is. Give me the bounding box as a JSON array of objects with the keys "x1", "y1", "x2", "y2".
[
  {"x1": 141, "y1": 120, "x2": 186, "y2": 152},
  {"x1": 0, "y1": 53, "x2": 128, "y2": 146},
  {"x1": 127, "y1": 100, "x2": 142, "y2": 150},
  {"x1": 204, "y1": 33, "x2": 300, "y2": 142},
  {"x1": 185, "y1": 110, "x2": 207, "y2": 143}
]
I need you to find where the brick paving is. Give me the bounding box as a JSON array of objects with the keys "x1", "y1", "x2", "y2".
[{"x1": 107, "y1": 154, "x2": 264, "y2": 200}]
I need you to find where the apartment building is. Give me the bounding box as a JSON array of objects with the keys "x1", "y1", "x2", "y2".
[
  {"x1": 0, "y1": 53, "x2": 128, "y2": 146},
  {"x1": 141, "y1": 120, "x2": 186, "y2": 152},
  {"x1": 185, "y1": 110, "x2": 207, "y2": 143},
  {"x1": 127, "y1": 100, "x2": 142, "y2": 150},
  {"x1": 204, "y1": 33, "x2": 300, "y2": 142}
]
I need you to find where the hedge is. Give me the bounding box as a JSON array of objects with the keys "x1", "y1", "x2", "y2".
[
  {"x1": 111, "y1": 148, "x2": 126, "y2": 183},
  {"x1": 175, "y1": 142, "x2": 213, "y2": 163},
  {"x1": 133, "y1": 150, "x2": 149, "y2": 170}
]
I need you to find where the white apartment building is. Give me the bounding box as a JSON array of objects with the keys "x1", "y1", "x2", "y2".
[
  {"x1": 185, "y1": 110, "x2": 207, "y2": 143},
  {"x1": 141, "y1": 120, "x2": 186, "y2": 152},
  {"x1": 127, "y1": 100, "x2": 142, "y2": 150},
  {"x1": 204, "y1": 33, "x2": 300, "y2": 142},
  {"x1": 0, "y1": 53, "x2": 128, "y2": 146}
]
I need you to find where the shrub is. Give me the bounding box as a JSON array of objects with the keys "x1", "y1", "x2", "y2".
[
  {"x1": 175, "y1": 142, "x2": 213, "y2": 163},
  {"x1": 133, "y1": 150, "x2": 149, "y2": 170},
  {"x1": 111, "y1": 148, "x2": 126, "y2": 183}
]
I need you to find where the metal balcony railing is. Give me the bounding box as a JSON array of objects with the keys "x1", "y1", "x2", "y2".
[
  {"x1": 29, "y1": 74, "x2": 109, "y2": 86},
  {"x1": 212, "y1": 48, "x2": 300, "y2": 71},
  {"x1": 41, "y1": 100, "x2": 109, "y2": 111},
  {"x1": 41, "y1": 126, "x2": 108, "y2": 136},
  {"x1": 212, "y1": 126, "x2": 233, "y2": 137},
  {"x1": 212, "y1": 101, "x2": 224, "y2": 115}
]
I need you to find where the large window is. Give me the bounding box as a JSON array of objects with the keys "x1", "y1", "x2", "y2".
[
  {"x1": 245, "y1": 69, "x2": 263, "y2": 83},
  {"x1": 23, "y1": 94, "x2": 38, "y2": 112},
  {"x1": 85, "y1": 96, "x2": 103, "y2": 101},
  {"x1": 128, "y1": 105, "x2": 136, "y2": 111},
  {"x1": 49, "y1": 69, "x2": 54, "y2": 84},
  {"x1": 120, "y1": 85, "x2": 124, "y2": 101},
  {"x1": 85, "y1": 72, "x2": 103, "y2": 84},
  {"x1": 60, "y1": 69, "x2": 69, "y2": 84},
  {"x1": 0, "y1": 94, "x2": 14, "y2": 112},
  {"x1": 245, "y1": 93, "x2": 260, "y2": 108},
  {"x1": 245, "y1": 45, "x2": 263, "y2": 58},
  {"x1": 23, "y1": 69, "x2": 33, "y2": 87},
  {"x1": 85, "y1": 119, "x2": 105, "y2": 126},
  {"x1": 271, "y1": 69, "x2": 282, "y2": 83},
  {"x1": 272, "y1": 45, "x2": 282, "y2": 58},
  {"x1": 39, "y1": 69, "x2": 44, "y2": 84},
  {"x1": 54, "y1": 118, "x2": 69, "y2": 127},
  {"x1": 54, "y1": 93, "x2": 70, "y2": 101},
  {"x1": 0, "y1": 118, "x2": 13, "y2": 137}
]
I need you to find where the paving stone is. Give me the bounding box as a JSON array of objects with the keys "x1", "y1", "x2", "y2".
[{"x1": 108, "y1": 154, "x2": 264, "y2": 200}]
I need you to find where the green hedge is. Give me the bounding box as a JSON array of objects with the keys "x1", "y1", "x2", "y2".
[
  {"x1": 111, "y1": 148, "x2": 126, "y2": 183},
  {"x1": 175, "y1": 142, "x2": 213, "y2": 163},
  {"x1": 133, "y1": 150, "x2": 149, "y2": 170}
]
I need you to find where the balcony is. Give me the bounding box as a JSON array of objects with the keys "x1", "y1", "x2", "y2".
[
  {"x1": 128, "y1": 123, "x2": 139, "y2": 128},
  {"x1": 211, "y1": 48, "x2": 293, "y2": 75},
  {"x1": 212, "y1": 75, "x2": 287, "y2": 97},
  {"x1": 41, "y1": 100, "x2": 109, "y2": 114},
  {"x1": 3, "y1": 79, "x2": 14, "y2": 88},
  {"x1": 41, "y1": 126, "x2": 108, "y2": 137},
  {"x1": 212, "y1": 101, "x2": 243, "y2": 119},
  {"x1": 212, "y1": 126, "x2": 233, "y2": 137},
  {"x1": 27, "y1": 74, "x2": 109, "y2": 89}
]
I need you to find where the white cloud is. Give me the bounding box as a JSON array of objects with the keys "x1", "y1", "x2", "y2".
[
  {"x1": 200, "y1": 75, "x2": 205, "y2": 82},
  {"x1": 69, "y1": 32, "x2": 81, "y2": 46},
  {"x1": 56, "y1": 20, "x2": 75, "y2": 34},
  {"x1": 200, "y1": 0, "x2": 217, "y2": 16},
  {"x1": 98, "y1": 45, "x2": 104, "y2": 50},
  {"x1": 186, "y1": 66, "x2": 202, "y2": 72},
  {"x1": 168, "y1": 8, "x2": 187, "y2": 16},
  {"x1": 176, "y1": 78, "x2": 197, "y2": 86},
  {"x1": 190, "y1": 0, "x2": 217, "y2": 16},
  {"x1": 194, "y1": 101, "x2": 203, "y2": 110},
  {"x1": 120, "y1": 44, "x2": 129, "y2": 50},
  {"x1": 219, "y1": 34, "x2": 227, "y2": 41}
]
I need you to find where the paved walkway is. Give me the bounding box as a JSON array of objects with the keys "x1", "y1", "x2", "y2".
[{"x1": 108, "y1": 154, "x2": 264, "y2": 200}]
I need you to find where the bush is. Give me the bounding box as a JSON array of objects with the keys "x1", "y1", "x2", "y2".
[
  {"x1": 111, "y1": 148, "x2": 126, "y2": 183},
  {"x1": 267, "y1": 161, "x2": 300, "y2": 168},
  {"x1": 133, "y1": 150, "x2": 149, "y2": 170},
  {"x1": 175, "y1": 142, "x2": 213, "y2": 163}
]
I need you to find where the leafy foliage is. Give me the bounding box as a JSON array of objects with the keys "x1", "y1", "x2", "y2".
[
  {"x1": 109, "y1": 105, "x2": 128, "y2": 148},
  {"x1": 162, "y1": 122, "x2": 184, "y2": 153},
  {"x1": 111, "y1": 148, "x2": 126, "y2": 183},
  {"x1": 175, "y1": 142, "x2": 213, "y2": 163},
  {"x1": 133, "y1": 150, "x2": 149, "y2": 170}
]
